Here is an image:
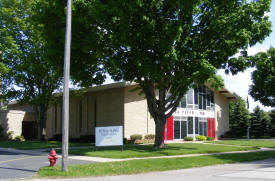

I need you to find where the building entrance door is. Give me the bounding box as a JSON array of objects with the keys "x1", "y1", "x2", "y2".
[
  {"x1": 164, "y1": 116, "x2": 174, "y2": 140},
  {"x1": 173, "y1": 117, "x2": 187, "y2": 139},
  {"x1": 207, "y1": 118, "x2": 215, "y2": 139}
]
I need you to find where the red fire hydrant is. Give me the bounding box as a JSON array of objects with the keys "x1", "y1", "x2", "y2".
[{"x1": 48, "y1": 148, "x2": 58, "y2": 167}]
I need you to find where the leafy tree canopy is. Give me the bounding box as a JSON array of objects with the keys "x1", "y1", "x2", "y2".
[
  {"x1": 249, "y1": 47, "x2": 275, "y2": 107},
  {"x1": 229, "y1": 96, "x2": 249, "y2": 137},
  {"x1": 37, "y1": 0, "x2": 272, "y2": 147},
  {"x1": 0, "y1": 0, "x2": 63, "y2": 140}
]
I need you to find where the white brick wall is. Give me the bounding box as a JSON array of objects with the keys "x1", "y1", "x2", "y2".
[
  {"x1": 124, "y1": 86, "x2": 155, "y2": 139},
  {"x1": 214, "y1": 91, "x2": 230, "y2": 139}
]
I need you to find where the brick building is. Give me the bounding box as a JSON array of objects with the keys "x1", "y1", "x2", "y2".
[{"x1": 1, "y1": 82, "x2": 237, "y2": 141}]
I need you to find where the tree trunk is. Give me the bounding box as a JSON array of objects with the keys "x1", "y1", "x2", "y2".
[
  {"x1": 34, "y1": 105, "x2": 48, "y2": 141},
  {"x1": 39, "y1": 104, "x2": 48, "y2": 141},
  {"x1": 154, "y1": 116, "x2": 166, "y2": 148}
]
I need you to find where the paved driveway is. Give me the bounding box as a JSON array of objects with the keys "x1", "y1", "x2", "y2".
[
  {"x1": 0, "y1": 149, "x2": 95, "y2": 180},
  {"x1": 30, "y1": 159, "x2": 275, "y2": 181}
]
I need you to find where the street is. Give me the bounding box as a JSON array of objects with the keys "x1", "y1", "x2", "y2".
[{"x1": 0, "y1": 149, "x2": 95, "y2": 180}]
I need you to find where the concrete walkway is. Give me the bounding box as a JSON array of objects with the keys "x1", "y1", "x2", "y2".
[
  {"x1": 69, "y1": 147, "x2": 275, "y2": 163},
  {"x1": 1, "y1": 146, "x2": 274, "y2": 163}
]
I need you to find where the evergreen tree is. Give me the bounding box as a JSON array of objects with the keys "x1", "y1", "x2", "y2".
[
  {"x1": 250, "y1": 106, "x2": 271, "y2": 137},
  {"x1": 268, "y1": 109, "x2": 275, "y2": 137},
  {"x1": 229, "y1": 98, "x2": 249, "y2": 138}
]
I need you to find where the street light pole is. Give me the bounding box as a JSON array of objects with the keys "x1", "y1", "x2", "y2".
[
  {"x1": 246, "y1": 96, "x2": 250, "y2": 140},
  {"x1": 62, "y1": 0, "x2": 72, "y2": 172}
]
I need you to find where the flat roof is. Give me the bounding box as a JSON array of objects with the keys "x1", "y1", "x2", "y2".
[{"x1": 8, "y1": 81, "x2": 238, "y2": 106}]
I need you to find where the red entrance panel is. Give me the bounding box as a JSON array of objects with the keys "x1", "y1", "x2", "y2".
[
  {"x1": 207, "y1": 118, "x2": 215, "y2": 139},
  {"x1": 164, "y1": 116, "x2": 174, "y2": 140},
  {"x1": 207, "y1": 118, "x2": 211, "y2": 137}
]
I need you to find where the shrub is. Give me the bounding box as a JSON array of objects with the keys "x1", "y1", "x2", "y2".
[
  {"x1": 49, "y1": 134, "x2": 62, "y2": 141},
  {"x1": 207, "y1": 136, "x2": 214, "y2": 141},
  {"x1": 79, "y1": 135, "x2": 95, "y2": 143},
  {"x1": 184, "y1": 136, "x2": 193, "y2": 141},
  {"x1": 144, "y1": 134, "x2": 155, "y2": 140},
  {"x1": 130, "y1": 134, "x2": 142, "y2": 142},
  {"x1": 14, "y1": 136, "x2": 25, "y2": 142},
  {"x1": 220, "y1": 131, "x2": 234, "y2": 139},
  {"x1": 196, "y1": 135, "x2": 207, "y2": 141},
  {"x1": 260, "y1": 135, "x2": 271, "y2": 139}
]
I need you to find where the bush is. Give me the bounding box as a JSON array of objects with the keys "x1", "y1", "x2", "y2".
[
  {"x1": 184, "y1": 136, "x2": 193, "y2": 141},
  {"x1": 79, "y1": 135, "x2": 95, "y2": 143},
  {"x1": 49, "y1": 134, "x2": 62, "y2": 141},
  {"x1": 220, "y1": 131, "x2": 234, "y2": 139},
  {"x1": 14, "y1": 136, "x2": 25, "y2": 142},
  {"x1": 259, "y1": 135, "x2": 271, "y2": 139},
  {"x1": 144, "y1": 134, "x2": 155, "y2": 140},
  {"x1": 130, "y1": 134, "x2": 142, "y2": 142},
  {"x1": 196, "y1": 135, "x2": 207, "y2": 141},
  {"x1": 207, "y1": 136, "x2": 214, "y2": 141}
]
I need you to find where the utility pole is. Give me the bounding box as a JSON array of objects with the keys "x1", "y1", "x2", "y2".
[
  {"x1": 246, "y1": 96, "x2": 250, "y2": 140},
  {"x1": 62, "y1": 0, "x2": 72, "y2": 172}
]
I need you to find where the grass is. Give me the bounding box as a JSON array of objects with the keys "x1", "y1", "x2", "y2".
[
  {"x1": 68, "y1": 143, "x2": 257, "y2": 158},
  {"x1": 0, "y1": 141, "x2": 92, "y2": 150},
  {"x1": 38, "y1": 150, "x2": 275, "y2": 178},
  {"x1": 209, "y1": 140, "x2": 275, "y2": 148}
]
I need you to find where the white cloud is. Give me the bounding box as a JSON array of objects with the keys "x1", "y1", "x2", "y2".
[
  {"x1": 247, "y1": 46, "x2": 269, "y2": 56},
  {"x1": 218, "y1": 67, "x2": 272, "y2": 112}
]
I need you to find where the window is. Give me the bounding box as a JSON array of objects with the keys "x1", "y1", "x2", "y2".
[
  {"x1": 176, "y1": 85, "x2": 214, "y2": 110},
  {"x1": 186, "y1": 89, "x2": 193, "y2": 104},
  {"x1": 79, "y1": 100, "x2": 82, "y2": 132},
  {"x1": 207, "y1": 89, "x2": 210, "y2": 106},
  {"x1": 203, "y1": 86, "x2": 206, "y2": 110},
  {"x1": 194, "y1": 87, "x2": 198, "y2": 105},
  {"x1": 199, "y1": 118, "x2": 207, "y2": 136},
  {"x1": 181, "y1": 117, "x2": 187, "y2": 138},
  {"x1": 195, "y1": 117, "x2": 199, "y2": 134},
  {"x1": 180, "y1": 95, "x2": 186, "y2": 108},
  {"x1": 199, "y1": 86, "x2": 203, "y2": 109},
  {"x1": 174, "y1": 116, "x2": 181, "y2": 139},
  {"x1": 188, "y1": 117, "x2": 193, "y2": 134}
]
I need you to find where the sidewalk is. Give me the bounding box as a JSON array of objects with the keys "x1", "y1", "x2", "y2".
[
  {"x1": 69, "y1": 147, "x2": 275, "y2": 163},
  {"x1": 1, "y1": 146, "x2": 275, "y2": 163}
]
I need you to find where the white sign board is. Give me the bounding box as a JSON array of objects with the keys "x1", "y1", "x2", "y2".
[
  {"x1": 173, "y1": 108, "x2": 215, "y2": 118},
  {"x1": 95, "y1": 126, "x2": 123, "y2": 147}
]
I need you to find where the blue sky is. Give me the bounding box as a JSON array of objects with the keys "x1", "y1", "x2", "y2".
[{"x1": 218, "y1": 0, "x2": 275, "y2": 112}]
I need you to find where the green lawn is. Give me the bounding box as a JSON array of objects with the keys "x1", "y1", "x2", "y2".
[
  {"x1": 68, "y1": 143, "x2": 257, "y2": 158},
  {"x1": 210, "y1": 140, "x2": 275, "y2": 148},
  {"x1": 38, "y1": 150, "x2": 275, "y2": 178},
  {"x1": 0, "y1": 141, "x2": 92, "y2": 150}
]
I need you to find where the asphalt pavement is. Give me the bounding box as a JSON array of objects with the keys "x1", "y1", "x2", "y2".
[{"x1": 0, "y1": 149, "x2": 96, "y2": 180}]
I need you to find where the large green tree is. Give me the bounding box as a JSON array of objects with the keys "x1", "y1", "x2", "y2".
[
  {"x1": 39, "y1": 0, "x2": 271, "y2": 147},
  {"x1": 0, "y1": 0, "x2": 63, "y2": 140},
  {"x1": 268, "y1": 109, "x2": 275, "y2": 137},
  {"x1": 249, "y1": 47, "x2": 275, "y2": 107},
  {"x1": 229, "y1": 97, "x2": 249, "y2": 138},
  {"x1": 250, "y1": 106, "x2": 271, "y2": 137}
]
